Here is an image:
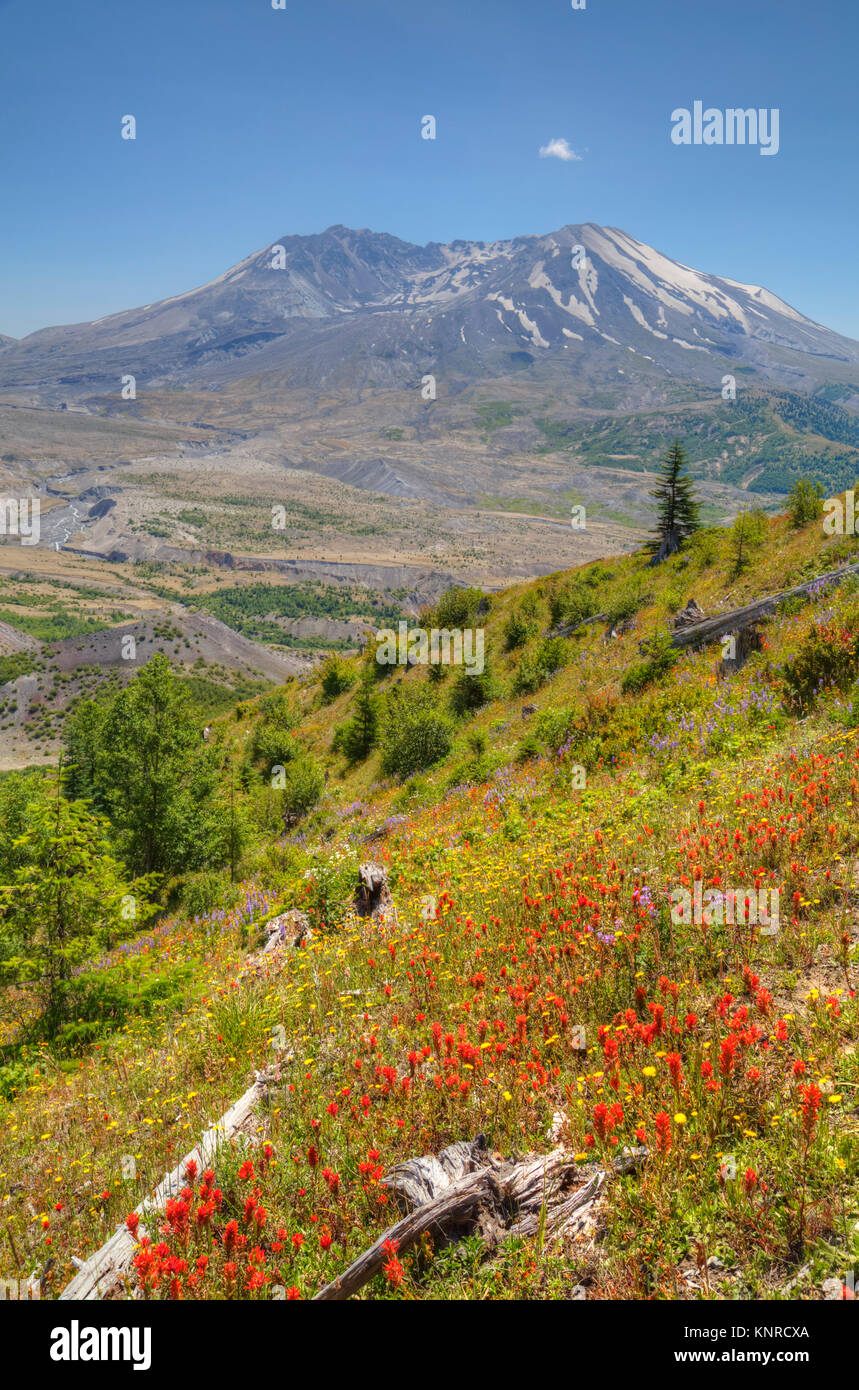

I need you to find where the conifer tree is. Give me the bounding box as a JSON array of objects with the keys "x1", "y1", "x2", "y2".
[
  {"x1": 647, "y1": 440, "x2": 701, "y2": 564},
  {"x1": 729, "y1": 507, "x2": 766, "y2": 578},
  {"x1": 342, "y1": 676, "x2": 380, "y2": 762}
]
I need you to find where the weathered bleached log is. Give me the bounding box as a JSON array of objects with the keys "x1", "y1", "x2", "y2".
[
  {"x1": 670, "y1": 561, "x2": 859, "y2": 651},
  {"x1": 59, "y1": 1068, "x2": 276, "y2": 1301},
  {"x1": 384, "y1": 1136, "x2": 488, "y2": 1208},
  {"x1": 508, "y1": 1167, "x2": 605, "y2": 1239},
  {"x1": 313, "y1": 1163, "x2": 503, "y2": 1301},
  {"x1": 554, "y1": 613, "x2": 608, "y2": 639},
  {"x1": 314, "y1": 1142, "x2": 647, "y2": 1301}
]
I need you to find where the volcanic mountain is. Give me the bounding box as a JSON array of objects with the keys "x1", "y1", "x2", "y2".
[{"x1": 2, "y1": 223, "x2": 858, "y2": 407}]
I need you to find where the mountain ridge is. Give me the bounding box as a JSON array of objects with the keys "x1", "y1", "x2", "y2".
[{"x1": 2, "y1": 223, "x2": 858, "y2": 406}]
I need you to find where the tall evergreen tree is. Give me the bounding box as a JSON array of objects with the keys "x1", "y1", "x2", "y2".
[
  {"x1": 64, "y1": 654, "x2": 222, "y2": 878},
  {"x1": 647, "y1": 440, "x2": 701, "y2": 564},
  {"x1": 341, "y1": 676, "x2": 380, "y2": 762},
  {"x1": 0, "y1": 773, "x2": 153, "y2": 1037}
]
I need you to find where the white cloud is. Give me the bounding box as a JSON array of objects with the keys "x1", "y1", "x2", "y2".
[{"x1": 539, "y1": 138, "x2": 582, "y2": 162}]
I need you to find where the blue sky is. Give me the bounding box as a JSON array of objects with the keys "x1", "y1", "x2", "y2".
[{"x1": 1, "y1": 0, "x2": 856, "y2": 339}]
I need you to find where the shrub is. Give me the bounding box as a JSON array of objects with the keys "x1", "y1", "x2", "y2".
[
  {"x1": 450, "y1": 660, "x2": 497, "y2": 715},
  {"x1": 302, "y1": 851, "x2": 358, "y2": 930},
  {"x1": 688, "y1": 526, "x2": 722, "y2": 568},
  {"x1": 338, "y1": 681, "x2": 380, "y2": 762},
  {"x1": 621, "y1": 630, "x2": 678, "y2": 694},
  {"x1": 547, "y1": 582, "x2": 570, "y2": 627},
  {"x1": 503, "y1": 607, "x2": 534, "y2": 651},
  {"x1": 259, "y1": 692, "x2": 296, "y2": 725},
  {"x1": 52, "y1": 962, "x2": 192, "y2": 1053},
  {"x1": 281, "y1": 756, "x2": 325, "y2": 825},
  {"x1": 729, "y1": 508, "x2": 767, "y2": 577},
  {"x1": 787, "y1": 478, "x2": 824, "y2": 528},
  {"x1": 512, "y1": 655, "x2": 541, "y2": 696},
  {"x1": 537, "y1": 636, "x2": 568, "y2": 674},
  {"x1": 450, "y1": 728, "x2": 492, "y2": 784},
  {"x1": 515, "y1": 732, "x2": 541, "y2": 762},
  {"x1": 392, "y1": 774, "x2": 430, "y2": 810},
  {"x1": 433, "y1": 586, "x2": 483, "y2": 629},
  {"x1": 604, "y1": 580, "x2": 650, "y2": 626},
  {"x1": 319, "y1": 655, "x2": 356, "y2": 703},
  {"x1": 553, "y1": 584, "x2": 598, "y2": 629},
  {"x1": 251, "y1": 724, "x2": 299, "y2": 770},
  {"x1": 512, "y1": 636, "x2": 569, "y2": 695},
  {"x1": 363, "y1": 636, "x2": 395, "y2": 682},
  {"x1": 250, "y1": 693, "x2": 299, "y2": 768},
  {"x1": 535, "y1": 704, "x2": 578, "y2": 753},
  {"x1": 381, "y1": 692, "x2": 453, "y2": 779},
  {"x1": 182, "y1": 872, "x2": 240, "y2": 919},
  {"x1": 427, "y1": 660, "x2": 449, "y2": 684},
  {"x1": 782, "y1": 619, "x2": 859, "y2": 713},
  {"x1": 0, "y1": 1060, "x2": 33, "y2": 1101}
]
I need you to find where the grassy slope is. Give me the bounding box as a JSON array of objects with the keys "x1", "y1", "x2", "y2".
[{"x1": 1, "y1": 512, "x2": 858, "y2": 1301}]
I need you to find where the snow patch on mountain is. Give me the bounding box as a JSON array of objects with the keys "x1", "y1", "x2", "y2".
[
  {"x1": 623, "y1": 295, "x2": 668, "y2": 339},
  {"x1": 525, "y1": 266, "x2": 597, "y2": 327}
]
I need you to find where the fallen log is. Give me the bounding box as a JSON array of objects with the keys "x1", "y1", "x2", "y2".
[
  {"x1": 313, "y1": 1139, "x2": 645, "y2": 1301},
  {"x1": 669, "y1": 561, "x2": 859, "y2": 651},
  {"x1": 554, "y1": 613, "x2": 608, "y2": 639},
  {"x1": 59, "y1": 1067, "x2": 277, "y2": 1301}
]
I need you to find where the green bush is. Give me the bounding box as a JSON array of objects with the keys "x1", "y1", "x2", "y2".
[
  {"x1": 512, "y1": 636, "x2": 569, "y2": 695},
  {"x1": 535, "y1": 704, "x2": 578, "y2": 752},
  {"x1": 515, "y1": 732, "x2": 541, "y2": 762},
  {"x1": 551, "y1": 583, "x2": 597, "y2": 629},
  {"x1": 787, "y1": 478, "x2": 824, "y2": 528},
  {"x1": 0, "y1": 1059, "x2": 34, "y2": 1101},
  {"x1": 729, "y1": 508, "x2": 767, "y2": 576},
  {"x1": 252, "y1": 724, "x2": 299, "y2": 770},
  {"x1": 182, "y1": 871, "x2": 241, "y2": 919},
  {"x1": 319, "y1": 655, "x2": 356, "y2": 703},
  {"x1": 250, "y1": 692, "x2": 299, "y2": 769},
  {"x1": 49, "y1": 962, "x2": 192, "y2": 1052},
  {"x1": 302, "y1": 851, "x2": 358, "y2": 930},
  {"x1": 433, "y1": 586, "x2": 483, "y2": 629},
  {"x1": 782, "y1": 619, "x2": 859, "y2": 713},
  {"x1": 621, "y1": 630, "x2": 678, "y2": 694},
  {"x1": 604, "y1": 580, "x2": 650, "y2": 625},
  {"x1": 512, "y1": 655, "x2": 541, "y2": 696},
  {"x1": 450, "y1": 660, "x2": 497, "y2": 715},
  {"x1": 381, "y1": 691, "x2": 453, "y2": 779},
  {"x1": 688, "y1": 527, "x2": 722, "y2": 568},
  {"x1": 281, "y1": 757, "x2": 325, "y2": 824},
  {"x1": 338, "y1": 681, "x2": 380, "y2": 762},
  {"x1": 503, "y1": 608, "x2": 534, "y2": 651}
]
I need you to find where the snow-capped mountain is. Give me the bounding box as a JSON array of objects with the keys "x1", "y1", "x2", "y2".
[{"x1": 1, "y1": 223, "x2": 857, "y2": 402}]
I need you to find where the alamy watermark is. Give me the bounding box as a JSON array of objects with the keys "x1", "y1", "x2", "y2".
[
  {"x1": 670, "y1": 884, "x2": 779, "y2": 935},
  {"x1": 0, "y1": 1278, "x2": 40, "y2": 1300},
  {"x1": 375, "y1": 622, "x2": 484, "y2": 675},
  {"x1": 671, "y1": 103, "x2": 780, "y2": 156},
  {"x1": 823, "y1": 490, "x2": 859, "y2": 535},
  {"x1": 50, "y1": 1321, "x2": 151, "y2": 1371},
  {"x1": 0, "y1": 498, "x2": 39, "y2": 546}
]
